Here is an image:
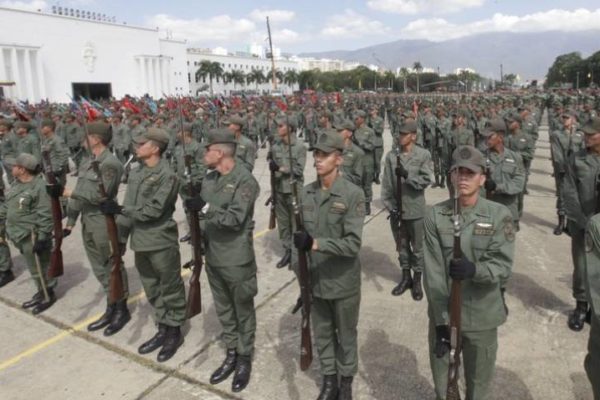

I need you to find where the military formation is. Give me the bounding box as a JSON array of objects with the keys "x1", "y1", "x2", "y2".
[{"x1": 0, "y1": 89, "x2": 599, "y2": 399}]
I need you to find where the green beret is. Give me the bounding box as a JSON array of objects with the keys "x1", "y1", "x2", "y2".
[
  {"x1": 133, "y1": 127, "x2": 169, "y2": 149},
  {"x1": 312, "y1": 129, "x2": 345, "y2": 153},
  {"x1": 204, "y1": 128, "x2": 237, "y2": 147},
  {"x1": 86, "y1": 122, "x2": 112, "y2": 143}
]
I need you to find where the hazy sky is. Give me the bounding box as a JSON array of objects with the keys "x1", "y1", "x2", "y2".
[{"x1": 3, "y1": 0, "x2": 600, "y2": 53}]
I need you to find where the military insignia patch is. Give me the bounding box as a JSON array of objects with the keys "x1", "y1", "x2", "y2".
[
  {"x1": 240, "y1": 184, "x2": 254, "y2": 202},
  {"x1": 330, "y1": 201, "x2": 347, "y2": 214},
  {"x1": 356, "y1": 202, "x2": 366, "y2": 217},
  {"x1": 459, "y1": 147, "x2": 471, "y2": 159},
  {"x1": 474, "y1": 222, "x2": 495, "y2": 236},
  {"x1": 502, "y1": 216, "x2": 515, "y2": 242},
  {"x1": 585, "y1": 233, "x2": 594, "y2": 253}
]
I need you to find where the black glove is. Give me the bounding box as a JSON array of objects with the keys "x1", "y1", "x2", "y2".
[
  {"x1": 184, "y1": 196, "x2": 206, "y2": 212},
  {"x1": 396, "y1": 163, "x2": 408, "y2": 179},
  {"x1": 33, "y1": 239, "x2": 51, "y2": 254},
  {"x1": 268, "y1": 159, "x2": 280, "y2": 172},
  {"x1": 387, "y1": 208, "x2": 401, "y2": 221},
  {"x1": 293, "y1": 230, "x2": 314, "y2": 251},
  {"x1": 484, "y1": 178, "x2": 497, "y2": 192},
  {"x1": 98, "y1": 199, "x2": 122, "y2": 215},
  {"x1": 62, "y1": 228, "x2": 72, "y2": 238},
  {"x1": 46, "y1": 183, "x2": 64, "y2": 198},
  {"x1": 434, "y1": 325, "x2": 451, "y2": 358},
  {"x1": 449, "y1": 256, "x2": 476, "y2": 280},
  {"x1": 119, "y1": 242, "x2": 127, "y2": 257}
]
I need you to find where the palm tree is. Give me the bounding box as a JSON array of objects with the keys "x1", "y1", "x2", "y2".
[
  {"x1": 413, "y1": 61, "x2": 423, "y2": 93},
  {"x1": 268, "y1": 68, "x2": 284, "y2": 87},
  {"x1": 246, "y1": 69, "x2": 265, "y2": 90},
  {"x1": 195, "y1": 60, "x2": 224, "y2": 95},
  {"x1": 284, "y1": 70, "x2": 299, "y2": 90},
  {"x1": 399, "y1": 67, "x2": 409, "y2": 93},
  {"x1": 384, "y1": 71, "x2": 395, "y2": 90},
  {"x1": 229, "y1": 69, "x2": 246, "y2": 90}
]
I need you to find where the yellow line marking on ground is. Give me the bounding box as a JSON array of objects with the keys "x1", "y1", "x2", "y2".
[{"x1": 0, "y1": 228, "x2": 273, "y2": 372}]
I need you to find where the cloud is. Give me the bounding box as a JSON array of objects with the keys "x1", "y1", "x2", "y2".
[
  {"x1": 400, "y1": 8, "x2": 600, "y2": 41},
  {"x1": 0, "y1": 0, "x2": 47, "y2": 11},
  {"x1": 248, "y1": 9, "x2": 295, "y2": 23},
  {"x1": 146, "y1": 14, "x2": 257, "y2": 43},
  {"x1": 367, "y1": 0, "x2": 484, "y2": 15},
  {"x1": 321, "y1": 9, "x2": 390, "y2": 37}
]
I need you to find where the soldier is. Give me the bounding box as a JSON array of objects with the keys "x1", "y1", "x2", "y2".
[
  {"x1": 369, "y1": 107, "x2": 384, "y2": 184},
  {"x1": 62, "y1": 122, "x2": 130, "y2": 336},
  {"x1": 225, "y1": 115, "x2": 256, "y2": 172},
  {"x1": 424, "y1": 145, "x2": 515, "y2": 400},
  {"x1": 14, "y1": 122, "x2": 41, "y2": 161},
  {"x1": 185, "y1": 129, "x2": 259, "y2": 393},
  {"x1": 0, "y1": 120, "x2": 17, "y2": 183},
  {"x1": 505, "y1": 112, "x2": 534, "y2": 213},
  {"x1": 269, "y1": 116, "x2": 306, "y2": 269},
  {"x1": 100, "y1": 128, "x2": 186, "y2": 362},
  {"x1": 481, "y1": 118, "x2": 526, "y2": 230},
  {"x1": 292, "y1": 131, "x2": 365, "y2": 400},
  {"x1": 563, "y1": 116, "x2": 600, "y2": 332},
  {"x1": 334, "y1": 120, "x2": 364, "y2": 187},
  {"x1": 584, "y1": 213, "x2": 600, "y2": 399},
  {"x1": 172, "y1": 123, "x2": 206, "y2": 243},
  {"x1": 0, "y1": 154, "x2": 57, "y2": 314},
  {"x1": 111, "y1": 114, "x2": 132, "y2": 169},
  {"x1": 382, "y1": 118, "x2": 432, "y2": 301},
  {"x1": 353, "y1": 110, "x2": 376, "y2": 215},
  {"x1": 39, "y1": 119, "x2": 69, "y2": 187},
  {"x1": 128, "y1": 114, "x2": 145, "y2": 142},
  {"x1": 63, "y1": 114, "x2": 84, "y2": 176}
]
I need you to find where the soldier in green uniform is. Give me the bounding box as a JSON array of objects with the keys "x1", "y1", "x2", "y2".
[
  {"x1": 505, "y1": 112, "x2": 534, "y2": 216},
  {"x1": 111, "y1": 114, "x2": 132, "y2": 168},
  {"x1": 39, "y1": 119, "x2": 70, "y2": 187},
  {"x1": 334, "y1": 120, "x2": 364, "y2": 187},
  {"x1": 14, "y1": 122, "x2": 41, "y2": 161},
  {"x1": 584, "y1": 213, "x2": 600, "y2": 399},
  {"x1": 424, "y1": 145, "x2": 515, "y2": 400},
  {"x1": 63, "y1": 114, "x2": 84, "y2": 176},
  {"x1": 0, "y1": 121, "x2": 15, "y2": 286},
  {"x1": 62, "y1": 122, "x2": 130, "y2": 336},
  {"x1": 382, "y1": 119, "x2": 432, "y2": 301},
  {"x1": 101, "y1": 128, "x2": 186, "y2": 362},
  {"x1": 353, "y1": 110, "x2": 376, "y2": 215},
  {"x1": 269, "y1": 117, "x2": 306, "y2": 269},
  {"x1": 292, "y1": 131, "x2": 365, "y2": 400},
  {"x1": 369, "y1": 107, "x2": 384, "y2": 184},
  {"x1": 563, "y1": 116, "x2": 600, "y2": 332},
  {"x1": 185, "y1": 129, "x2": 259, "y2": 393},
  {"x1": 172, "y1": 124, "x2": 206, "y2": 243},
  {"x1": 0, "y1": 154, "x2": 57, "y2": 314},
  {"x1": 480, "y1": 118, "x2": 526, "y2": 229},
  {"x1": 225, "y1": 115, "x2": 256, "y2": 172}
]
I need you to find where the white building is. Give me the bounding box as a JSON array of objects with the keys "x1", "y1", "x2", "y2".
[
  {"x1": 454, "y1": 67, "x2": 477, "y2": 75},
  {"x1": 0, "y1": 6, "x2": 188, "y2": 102},
  {"x1": 187, "y1": 48, "x2": 299, "y2": 96}
]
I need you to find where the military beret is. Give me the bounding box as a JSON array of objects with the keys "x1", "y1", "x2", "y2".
[
  {"x1": 41, "y1": 118, "x2": 55, "y2": 130},
  {"x1": 582, "y1": 116, "x2": 600, "y2": 135},
  {"x1": 6, "y1": 153, "x2": 40, "y2": 171},
  {"x1": 353, "y1": 110, "x2": 367, "y2": 119},
  {"x1": 398, "y1": 119, "x2": 418, "y2": 134},
  {"x1": 275, "y1": 115, "x2": 297, "y2": 129},
  {"x1": 204, "y1": 128, "x2": 237, "y2": 147},
  {"x1": 481, "y1": 118, "x2": 507, "y2": 137},
  {"x1": 133, "y1": 127, "x2": 169, "y2": 149},
  {"x1": 451, "y1": 145, "x2": 485, "y2": 173},
  {"x1": 14, "y1": 121, "x2": 32, "y2": 131},
  {"x1": 311, "y1": 129, "x2": 345, "y2": 153},
  {"x1": 334, "y1": 119, "x2": 355, "y2": 132},
  {"x1": 223, "y1": 115, "x2": 245, "y2": 127},
  {"x1": 86, "y1": 122, "x2": 113, "y2": 143}
]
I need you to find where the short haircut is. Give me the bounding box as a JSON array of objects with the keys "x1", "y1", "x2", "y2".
[{"x1": 214, "y1": 143, "x2": 235, "y2": 157}]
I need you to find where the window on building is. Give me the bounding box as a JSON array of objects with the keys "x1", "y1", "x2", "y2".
[{"x1": 188, "y1": 73, "x2": 191, "y2": 83}]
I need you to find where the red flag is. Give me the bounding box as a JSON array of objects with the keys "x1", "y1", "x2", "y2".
[
  {"x1": 122, "y1": 98, "x2": 141, "y2": 114},
  {"x1": 276, "y1": 100, "x2": 287, "y2": 112},
  {"x1": 82, "y1": 102, "x2": 101, "y2": 121}
]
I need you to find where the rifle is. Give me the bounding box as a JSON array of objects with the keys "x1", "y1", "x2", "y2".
[
  {"x1": 37, "y1": 116, "x2": 64, "y2": 279},
  {"x1": 80, "y1": 116, "x2": 125, "y2": 304},
  {"x1": 485, "y1": 150, "x2": 493, "y2": 199},
  {"x1": 179, "y1": 105, "x2": 203, "y2": 319},
  {"x1": 446, "y1": 175, "x2": 463, "y2": 400},
  {"x1": 287, "y1": 126, "x2": 313, "y2": 370},
  {"x1": 393, "y1": 145, "x2": 403, "y2": 252},
  {"x1": 265, "y1": 137, "x2": 277, "y2": 230}
]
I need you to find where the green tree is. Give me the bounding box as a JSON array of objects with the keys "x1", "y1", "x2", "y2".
[
  {"x1": 246, "y1": 69, "x2": 265, "y2": 90},
  {"x1": 284, "y1": 70, "x2": 299, "y2": 89},
  {"x1": 413, "y1": 61, "x2": 423, "y2": 93},
  {"x1": 545, "y1": 52, "x2": 583, "y2": 88},
  {"x1": 195, "y1": 60, "x2": 224, "y2": 95}
]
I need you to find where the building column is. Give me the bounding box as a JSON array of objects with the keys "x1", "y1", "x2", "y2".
[
  {"x1": 152, "y1": 58, "x2": 159, "y2": 98},
  {"x1": 0, "y1": 47, "x2": 6, "y2": 84},
  {"x1": 148, "y1": 58, "x2": 155, "y2": 97},
  {"x1": 159, "y1": 58, "x2": 166, "y2": 96},
  {"x1": 141, "y1": 57, "x2": 148, "y2": 95},
  {"x1": 34, "y1": 49, "x2": 47, "y2": 101},
  {"x1": 166, "y1": 58, "x2": 172, "y2": 95},
  {"x1": 23, "y1": 49, "x2": 35, "y2": 102}
]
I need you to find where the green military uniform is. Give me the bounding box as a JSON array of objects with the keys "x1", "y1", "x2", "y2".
[
  {"x1": 112, "y1": 121, "x2": 132, "y2": 165},
  {"x1": 341, "y1": 142, "x2": 364, "y2": 187},
  {"x1": 118, "y1": 155, "x2": 185, "y2": 328},
  {"x1": 41, "y1": 133, "x2": 70, "y2": 186},
  {"x1": 63, "y1": 119, "x2": 85, "y2": 171},
  {"x1": 583, "y1": 214, "x2": 600, "y2": 399},
  {"x1": 200, "y1": 135, "x2": 260, "y2": 357},
  {"x1": 382, "y1": 143, "x2": 432, "y2": 275},
  {"x1": 236, "y1": 134, "x2": 256, "y2": 172},
  {"x1": 14, "y1": 122, "x2": 41, "y2": 162},
  {"x1": 485, "y1": 148, "x2": 526, "y2": 224},
  {"x1": 506, "y1": 120, "x2": 534, "y2": 217},
  {"x1": 370, "y1": 113, "x2": 384, "y2": 181},
  {"x1": 0, "y1": 161, "x2": 56, "y2": 294},
  {"x1": 173, "y1": 137, "x2": 206, "y2": 201},
  {"x1": 67, "y1": 145, "x2": 128, "y2": 302},
  {"x1": 353, "y1": 112, "x2": 376, "y2": 210}
]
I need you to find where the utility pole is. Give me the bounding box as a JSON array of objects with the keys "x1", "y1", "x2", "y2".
[
  {"x1": 576, "y1": 71, "x2": 580, "y2": 90},
  {"x1": 266, "y1": 17, "x2": 277, "y2": 91},
  {"x1": 500, "y1": 63, "x2": 503, "y2": 88}
]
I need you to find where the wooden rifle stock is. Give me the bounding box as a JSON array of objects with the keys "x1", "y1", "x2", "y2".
[
  {"x1": 266, "y1": 139, "x2": 277, "y2": 230},
  {"x1": 447, "y1": 179, "x2": 463, "y2": 400},
  {"x1": 394, "y1": 147, "x2": 403, "y2": 252},
  {"x1": 41, "y1": 150, "x2": 64, "y2": 278},
  {"x1": 184, "y1": 152, "x2": 203, "y2": 319}
]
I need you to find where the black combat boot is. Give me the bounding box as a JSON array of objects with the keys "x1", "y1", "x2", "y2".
[
  {"x1": 339, "y1": 376, "x2": 353, "y2": 400},
  {"x1": 179, "y1": 233, "x2": 191, "y2": 243},
  {"x1": 276, "y1": 249, "x2": 292, "y2": 269},
  {"x1": 32, "y1": 289, "x2": 56, "y2": 315},
  {"x1": 439, "y1": 175, "x2": 445, "y2": 189},
  {"x1": 138, "y1": 323, "x2": 168, "y2": 354},
  {"x1": 374, "y1": 175, "x2": 381, "y2": 185},
  {"x1": 553, "y1": 213, "x2": 565, "y2": 236},
  {"x1": 22, "y1": 291, "x2": 43, "y2": 309},
  {"x1": 432, "y1": 176, "x2": 440, "y2": 188},
  {"x1": 317, "y1": 374, "x2": 338, "y2": 400},
  {"x1": 104, "y1": 300, "x2": 131, "y2": 336},
  {"x1": 365, "y1": 202, "x2": 371, "y2": 216},
  {"x1": 157, "y1": 326, "x2": 184, "y2": 362},
  {"x1": 391, "y1": 269, "x2": 412, "y2": 296},
  {"x1": 88, "y1": 303, "x2": 115, "y2": 331},
  {"x1": 0, "y1": 270, "x2": 15, "y2": 288},
  {"x1": 411, "y1": 272, "x2": 423, "y2": 301},
  {"x1": 210, "y1": 348, "x2": 238, "y2": 384},
  {"x1": 568, "y1": 301, "x2": 589, "y2": 332},
  {"x1": 231, "y1": 355, "x2": 252, "y2": 392}
]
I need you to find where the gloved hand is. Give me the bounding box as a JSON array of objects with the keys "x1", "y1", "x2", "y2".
[
  {"x1": 33, "y1": 239, "x2": 51, "y2": 254},
  {"x1": 268, "y1": 159, "x2": 280, "y2": 172},
  {"x1": 293, "y1": 230, "x2": 314, "y2": 251},
  {"x1": 98, "y1": 199, "x2": 122, "y2": 215},
  {"x1": 118, "y1": 242, "x2": 127, "y2": 257},
  {"x1": 184, "y1": 196, "x2": 206, "y2": 212},
  {"x1": 46, "y1": 183, "x2": 64, "y2": 198},
  {"x1": 62, "y1": 228, "x2": 72, "y2": 238},
  {"x1": 449, "y1": 256, "x2": 476, "y2": 280},
  {"x1": 434, "y1": 325, "x2": 451, "y2": 358},
  {"x1": 484, "y1": 178, "x2": 497, "y2": 192},
  {"x1": 387, "y1": 208, "x2": 401, "y2": 221},
  {"x1": 396, "y1": 163, "x2": 408, "y2": 179}
]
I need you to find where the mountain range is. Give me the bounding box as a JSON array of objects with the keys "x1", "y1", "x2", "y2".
[{"x1": 299, "y1": 30, "x2": 600, "y2": 82}]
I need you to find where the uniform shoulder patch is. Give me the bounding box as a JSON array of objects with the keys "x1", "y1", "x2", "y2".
[
  {"x1": 502, "y1": 215, "x2": 515, "y2": 242},
  {"x1": 356, "y1": 201, "x2": 366, "y2": 217},
  {"x1": 240, "y1": 182, "x2": 256, "y2": 202}
]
